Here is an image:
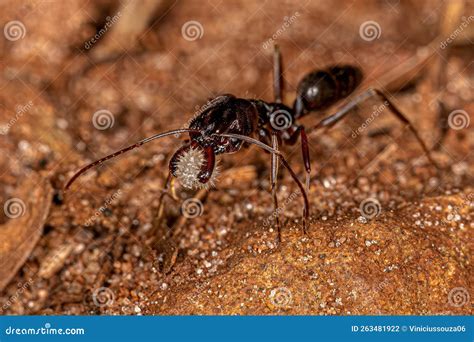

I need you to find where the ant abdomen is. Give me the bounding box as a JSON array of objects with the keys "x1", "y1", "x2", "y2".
[{"x1": 294, "y1": 65, "x2": 362, "y2": 117}]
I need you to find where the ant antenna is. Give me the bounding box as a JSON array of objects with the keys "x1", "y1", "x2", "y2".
[{"x1": 65, "y1": 128, "x2": 200, "y2": 190}]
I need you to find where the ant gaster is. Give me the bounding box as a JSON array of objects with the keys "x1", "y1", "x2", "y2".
[{"x1": 66, "y1": 45, "x2": 438, "y2": 242}]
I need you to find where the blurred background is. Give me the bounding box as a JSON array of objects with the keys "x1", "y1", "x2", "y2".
[{"x1": 0, "y1": 0, "x2": 472, "y2": 315}]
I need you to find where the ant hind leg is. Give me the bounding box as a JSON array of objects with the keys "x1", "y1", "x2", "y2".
[{"x1": 308, "y1": 87, "x2": 440, "y2": 169}]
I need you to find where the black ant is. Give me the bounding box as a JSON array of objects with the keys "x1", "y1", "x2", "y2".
[{"x1": 66, "y1": 45, "x2": 438, "y2": 242}]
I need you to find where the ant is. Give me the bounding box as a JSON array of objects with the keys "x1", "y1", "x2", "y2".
[{"x1": 66, "y1": 45, "x2": 438, "y2": 242}]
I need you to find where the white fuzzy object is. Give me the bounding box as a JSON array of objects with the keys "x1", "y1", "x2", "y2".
[{"x1": 173, "y1": 146, "x2": 219, "y2": 189}]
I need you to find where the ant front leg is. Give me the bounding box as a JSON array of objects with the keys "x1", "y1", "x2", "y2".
[
  {"x1": 151, "y1": 144, "x2": 196, "y2": 239},
  {"x1": 150, "y1": 172, "x2": 179, "y2": 239},
  {"x1": 270, "y1": 133, "x2": 282, "y2": 243},
  {"x1": 300, "y1": 128, "x2": 311, "y2": 191},
  {"x1": 309, "y1": 88, "x2": 440, "y2": 169},
  {"x1": 285, "y1": 125, "x2": 312, "y2": 191}
]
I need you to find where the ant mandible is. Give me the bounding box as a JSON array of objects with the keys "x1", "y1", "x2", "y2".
[{"x1": 66, "y1": 45, "x2": 438, "y2": 242}]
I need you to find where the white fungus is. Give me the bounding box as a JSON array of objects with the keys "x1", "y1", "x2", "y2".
[{"x1": 173, "y1": 146, "x2": 220, "y2": 189}]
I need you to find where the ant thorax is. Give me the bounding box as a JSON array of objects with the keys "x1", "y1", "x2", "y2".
[{"x1": 173, "y1": 146, "x2": 219, "y2": 189}]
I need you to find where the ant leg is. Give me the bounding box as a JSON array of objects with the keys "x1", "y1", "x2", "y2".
[
  {"x1": 300, "y1": 127, "x2": 311, "y2": 191},
  {"x1": 216, "y1": 132, "x2": 309, "y2": 235},
  {"x1": 270, "y1": 133, "x2": 282, "y2": 242},
  {"x1": 158, "y1": 173, "x2": 179, "y2": 216},
  {"x1": 286, "y1": 126, "x2": 312, "y2": 191},
  {"x1": 151, "y1": 173, "x2": 178, "y2": 238},
  {"x1": 273, "y1": 44, "x2": 283, "y2": 103},
  {"x1": 309, "y1": 88, "x2": 439, "y2": 169},
  {"x1": 155, "y1": 173, "x2": 171, "y2": 228}
]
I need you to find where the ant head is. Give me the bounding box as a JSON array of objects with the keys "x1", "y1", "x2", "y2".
[{"x1": 169, "y1": 143, "x2": 219, "y2": 190}]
